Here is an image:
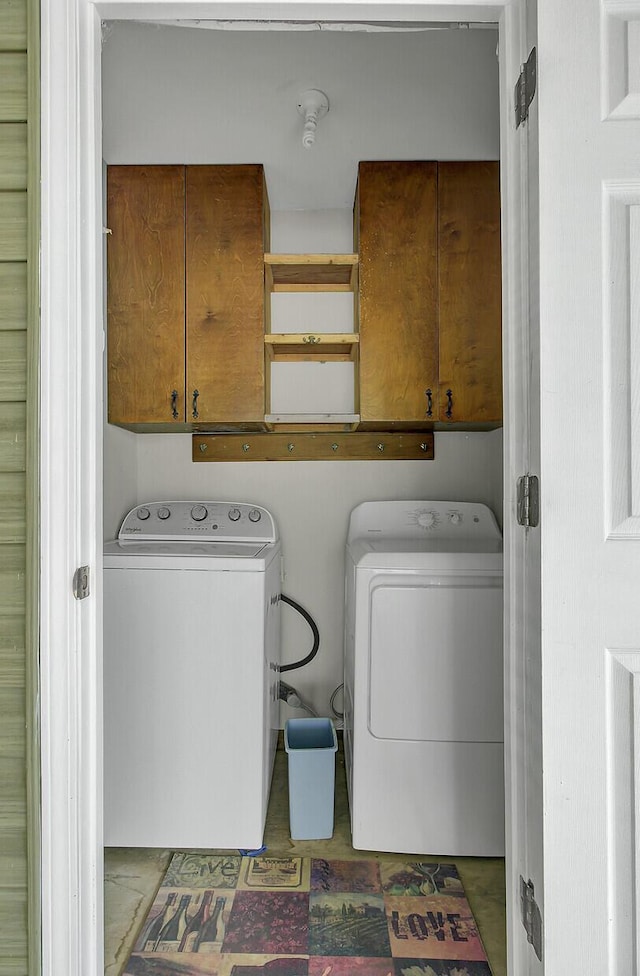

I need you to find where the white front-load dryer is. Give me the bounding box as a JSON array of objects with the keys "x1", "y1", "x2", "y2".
[
  {"x1": 103, "y1": 501, "x2": 281, "y2": 850},
  {"x1": 344, "y1": 500, "x2": 504, "y2": 856}
]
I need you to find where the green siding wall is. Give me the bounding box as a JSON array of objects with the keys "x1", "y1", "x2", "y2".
[{"x1": 0, "y1": 0, "x2": 38, "y2": 971}]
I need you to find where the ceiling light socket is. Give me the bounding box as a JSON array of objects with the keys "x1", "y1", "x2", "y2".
[{"x1": 297, "y1": 89, "x2": 330, "y2": 149}]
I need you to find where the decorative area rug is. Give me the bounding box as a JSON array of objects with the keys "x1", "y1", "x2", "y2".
[{"x1": 123, "y1": 853, "x2": 493, "y2": 976}]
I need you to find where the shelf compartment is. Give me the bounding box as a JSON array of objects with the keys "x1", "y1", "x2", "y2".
[
  {"x1": 265, "y1": 333, "x2": 359, "y2": 362},
  {"x1": 193, "y1": 431, "x2": 434, "y2": 462},
  {"x1": 265, "y1": 254, "x2": 358, "y2": 292}
]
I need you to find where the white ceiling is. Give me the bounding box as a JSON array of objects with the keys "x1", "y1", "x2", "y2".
[{"x1": 101, "y1": 21, "x2": 500, "y2": 211}]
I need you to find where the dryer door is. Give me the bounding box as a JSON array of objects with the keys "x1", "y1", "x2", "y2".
[{"x1": 368, "y1": 572, "x2": 503, "y2": 743}]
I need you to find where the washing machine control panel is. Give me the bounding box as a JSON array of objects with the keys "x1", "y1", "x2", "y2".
[{"x1": 118, "y1": 501, "x2": 277, "y2": 543}]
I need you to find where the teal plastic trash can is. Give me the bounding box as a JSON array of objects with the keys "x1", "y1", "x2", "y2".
[{"x1": 284, "y1": 717, "x2": 338, "y2": 840}]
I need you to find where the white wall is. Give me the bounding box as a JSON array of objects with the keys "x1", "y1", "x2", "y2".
[
  {"x1": 130, "y1": 431, "x2": 502, "y2": 718},
  {"x1": 102, "y1": 22, "x2": 502, "y2": 719},
  {"x1": 486, "y1": 428, "x2": 504, "y2": 530},
  {"x1": 101, "y1": 23, "x2": 500, "y2": 210},
  {"x1": 103, "y1": 425, "x2": 138, "y2": 538}
]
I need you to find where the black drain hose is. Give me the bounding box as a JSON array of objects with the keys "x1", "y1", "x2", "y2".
[{"x1": 279, "y1": 594, "x2": 320, "y2": 673}]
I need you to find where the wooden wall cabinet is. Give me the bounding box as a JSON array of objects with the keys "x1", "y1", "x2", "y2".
[
  {"x1": 107, "y1": 164, "x2": 268, "y2": 431},
  {"x1": 356, "y1": 160, "x2": 502, "y2": 429},
  {"x1": 107, "y1": 160, "x2": 501, "y2": 440}
]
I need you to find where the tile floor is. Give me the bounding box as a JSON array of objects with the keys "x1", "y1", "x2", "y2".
[{"x1": 104, "y1": 744, "x2": 507, "y2": 976}]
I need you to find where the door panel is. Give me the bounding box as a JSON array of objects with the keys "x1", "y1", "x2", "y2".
[
  {"x1": 537, "y1": 0, "x2": 640, "y2": 970},
  {"x1": 107, "y1": 165, "x2": 185, "y2": 425},
  {"x1": 438, "y1": 161, "x2": 502, "y2": 424},
  {"x1": 186, "y1": 165, "x2": 266, "y2": 425},
  {"x1": 369, "y1": 578, "x2": 503, "y2": 742},
  {"x1": 357, "y1": 160, "x2": 438, "y2": 425}
]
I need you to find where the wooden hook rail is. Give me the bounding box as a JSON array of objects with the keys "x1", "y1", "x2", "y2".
[{"x1": 193, "y1": 431, "x2": 434, "y2": 462}]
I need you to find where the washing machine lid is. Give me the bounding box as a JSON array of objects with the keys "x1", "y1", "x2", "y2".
[
  {"x1": 103, "y1": 538, "x2": 280, "y2": 571},
  {"x1": 105, "y1": 539, "x2": 272, "y2": 558}
]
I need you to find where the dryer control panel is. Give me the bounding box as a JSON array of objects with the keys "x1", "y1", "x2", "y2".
[
  {"x1": 118, "y1": 501, "x2": 278, "y2": 544},
  {"x1": 347, "y1": 500, "x2": 501, "y2": 545}
]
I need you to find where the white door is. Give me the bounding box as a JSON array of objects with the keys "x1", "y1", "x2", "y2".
[{"x1": 537, "y1": 0, "x2": 640, "y2": 971}]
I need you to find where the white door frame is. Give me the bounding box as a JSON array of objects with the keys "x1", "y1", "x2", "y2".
[{"x1": 38, "y1": 2, "x2": 530, "y2": 973}]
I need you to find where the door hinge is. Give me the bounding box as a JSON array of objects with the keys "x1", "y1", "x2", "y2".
[
  {"x1": 73, "y1": 565, "x2": 90, "y2": 601},
  {"x1": 517, "y1": 474, "x2": 539, "y2": 528},
  {"x1": 515, "y1": 47, "x2": 537, "y2": 128},
  {"x1": 520, "y1": 876, "x2": 543, "y2": 961}
]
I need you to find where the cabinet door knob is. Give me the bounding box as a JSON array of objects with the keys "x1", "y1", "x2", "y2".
[
  {"x1": 192, "y1": 389, "x2": 200, "y2": 419},
  {"x1": 445, "y1": 389, "x2": 453, "y2": 419},
  {"x1": 170, "y1": 389, "x2": 179, "y2": 419},
  {"x1": 425, "y1": 389, "x2": 433, "y2": 418}
]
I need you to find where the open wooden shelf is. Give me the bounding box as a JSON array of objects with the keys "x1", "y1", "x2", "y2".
[
  {"x1": 264, "y1": 413, "x2": 360, "y2": 431},
  {"x1": 265, "y1": 332, "x2": 359, "y2": 362},
  {"x1": 264, "y1": 254, "x2": 358, "y2": 292}
]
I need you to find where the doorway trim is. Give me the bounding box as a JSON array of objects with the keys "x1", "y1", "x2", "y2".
[{"x1": 38, "y1": 2, "x2": 528, "y2": 973}]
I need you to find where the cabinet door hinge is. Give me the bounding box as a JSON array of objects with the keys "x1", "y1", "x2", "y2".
[
  {"x1": 73, "y1": 565, "x2": 90, "y2": 601},
  {"x1": 520, "y1": 876, "x2": 543, "y2": 961},
  {"x1": 515, "y1": 47, "x2": 537, "y2": 128},
  {"x1": 517, "y1": 474, "x2": 539, "y2": 528}
]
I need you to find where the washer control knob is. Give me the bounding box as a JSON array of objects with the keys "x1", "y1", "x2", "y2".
[
  {"x1": 248, "y1": 509, "x2": 262, "y2": 523},
  {"x1": 137, "y1": 507, "x2": 150, "y2": 521},
  {"x1": 449, "y1": 512, "x2": 462, "y2": 525},
  {"x1": 228, "y1": 508, "x2": 241, "y2": 522},
  {"x1": 191, "y1": 505, "x2": 208, "y2": 522},
  {"x1": 157, "y1": 507, "x2": 171, "y2": 520},
  {"x1": 417, "y1": 511, "x2": 436, "y2": 529}
]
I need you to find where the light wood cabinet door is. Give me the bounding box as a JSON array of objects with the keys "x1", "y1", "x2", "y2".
[
  {"x1": 356, "y1": 160, "x2": 502, "y2": 430},
  {"x1": 357, "y1": 161, "x2": 438, "y2": 428},
  {"x1": 186, "y1": 165, "x2": 266, "y2": 426},
  {"x1": 438, "y1": 161, "x2": 502, "y2": 425},
  {"x1": 107, "y1": 166, "x2": 185, "y2": 425}
]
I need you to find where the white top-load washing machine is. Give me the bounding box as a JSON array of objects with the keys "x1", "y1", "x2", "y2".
[
  {"x1": 103, "y1": 500, "x2": 281, "y2": 850},
  {"x1": 344, "y1": 500, "x2": 504, "y2": 856}
]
